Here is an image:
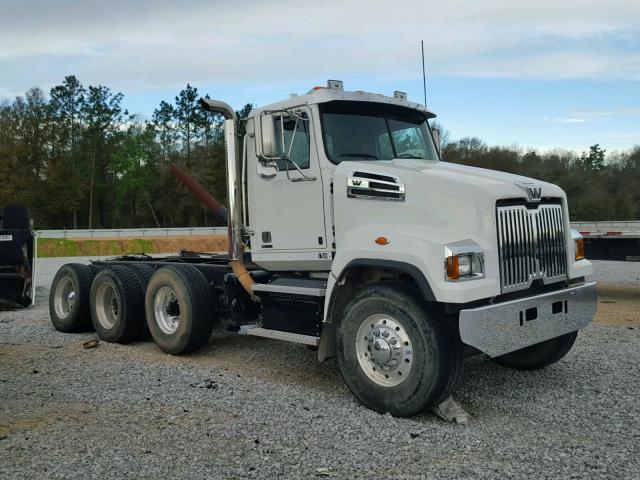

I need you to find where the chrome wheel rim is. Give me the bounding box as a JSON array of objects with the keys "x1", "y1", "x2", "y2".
[
  {"x1": 94, "y1": 282, "x2": 120, "y2": 329},
  {"x1": 355, "y1": 313, "x2": 414, "y2": 387},
  {"x1": 54, "y1": 277, "x2": 76, "y2": 319},
  {"x1": 154, "y1": 286, "x2": 180, "y2": 335}
]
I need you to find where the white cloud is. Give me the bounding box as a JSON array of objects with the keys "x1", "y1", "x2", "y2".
[
  {"x1": 553, "y1": 117, "x2": 591, "y2": 123},
  {"x1": 569, "y1": 107, "x2": 640, "y2": 118},
  {"x1": 545, "y1": 106, "x2": 640, "y2": 123},
  {"x1": 0, "y1": 0, "x2": 639, "y2": 93}
]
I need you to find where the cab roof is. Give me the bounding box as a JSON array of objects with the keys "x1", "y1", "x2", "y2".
[{"x1": 248, "y1": 86, "x2": 437, "y2": 120}]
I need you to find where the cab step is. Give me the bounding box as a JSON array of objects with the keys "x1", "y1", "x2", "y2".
[{"x1": 239, "y1": 325, "x2": 320, "y2": 346}]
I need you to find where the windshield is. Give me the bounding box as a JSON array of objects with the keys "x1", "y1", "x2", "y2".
[{"x1": 319, "y1": 101, "x2": 439, "y2": 164}]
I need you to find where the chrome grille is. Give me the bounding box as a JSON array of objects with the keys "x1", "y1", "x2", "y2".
[{"x1": 497, "y1": 203, "x2": 567, "y2": 293}]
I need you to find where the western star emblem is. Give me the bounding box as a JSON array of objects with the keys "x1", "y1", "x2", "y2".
[{"x1": 515, "y1": 182, "x2": 542, "y2": 202}]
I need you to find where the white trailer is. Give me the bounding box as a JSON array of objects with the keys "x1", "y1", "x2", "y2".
[{"x1": 48, "y1": 81, "x2": 597, "y2": 416}]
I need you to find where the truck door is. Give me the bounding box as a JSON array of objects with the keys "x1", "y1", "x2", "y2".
[{"x1": 248, "y1": 107, "x2": 328, "y2": 255}]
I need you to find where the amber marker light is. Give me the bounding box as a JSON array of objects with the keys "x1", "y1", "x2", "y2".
[
  {"x1": 375, "y1": 236, "x2": 390, "y2": 245},
  {"x1": 575, "y1": 237, "x2": 585, "y2": 261},
  {"x1": 446, "y1": 256, "x2": 460, "y2": 280}
]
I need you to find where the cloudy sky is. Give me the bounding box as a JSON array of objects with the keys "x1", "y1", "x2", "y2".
[{"x1": 1, "y1": 0, "x2": 639, "y2": 150}]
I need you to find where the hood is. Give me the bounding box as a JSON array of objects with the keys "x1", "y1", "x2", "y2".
[
  {"x1": 332, "y1": 159, "x2": 567, "y2": 238},
  {"x1": 335, "y1": 158, "x2": 565, "y2": 203}
]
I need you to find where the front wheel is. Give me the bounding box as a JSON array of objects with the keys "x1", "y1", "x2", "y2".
[
  {"x1": 492, "y1": 331, "x2": 578, "y2": 370},
  {"x1": 336, "y1": 282, "x2": 462, "y2": 417}
]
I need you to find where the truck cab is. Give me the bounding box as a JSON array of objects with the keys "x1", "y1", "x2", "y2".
[{"x1": 240, "y1": 81, "x2": 596, "y2": 413}]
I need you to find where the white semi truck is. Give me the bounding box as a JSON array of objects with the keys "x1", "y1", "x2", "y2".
[{"x1": 49, "y1": 81, "x2": 597, "y2": 417}]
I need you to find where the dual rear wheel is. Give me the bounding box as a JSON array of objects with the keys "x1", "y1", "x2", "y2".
[
  {"x1": 49, "y1": 263, "x2": 214, "y2": 354},
  {"x1": 144, "y1": 266, "x2": 214, "y2": 354}
]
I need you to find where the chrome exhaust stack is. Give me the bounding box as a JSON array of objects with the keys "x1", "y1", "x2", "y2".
[
  {"x1": 199, "y1": 98, "x2": 241, "y2": 261},
  {"x1": 200, "y1": 98, "x2": 256, "y2": 299}
]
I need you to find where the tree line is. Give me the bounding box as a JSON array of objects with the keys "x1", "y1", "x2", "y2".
[
  {"x1": 441, "y1": 137, "x2": 640, "y2": 221},
  {"x1": 1, "y1": 76, "x2": 638, "y2": 229},
  {"x1": 0, "y1": 75, "x2": 250, "y2": 229}
]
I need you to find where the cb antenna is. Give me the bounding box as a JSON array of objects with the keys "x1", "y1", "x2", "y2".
[{"x1": 421, "y1": 40, "x2": 427, "y2": 107}]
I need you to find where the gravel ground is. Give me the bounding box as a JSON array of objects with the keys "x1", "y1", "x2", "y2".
[
  {"x1": 1, "y1": 258, "x2": 639, "y2": 479},
  {"x1": 589, "y1": 260, "x2": 640, "y2": 286}
]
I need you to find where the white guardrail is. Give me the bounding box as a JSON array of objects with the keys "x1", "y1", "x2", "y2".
[{"x1": 36, "y1": 227, "x2": 228, "y2": 239}]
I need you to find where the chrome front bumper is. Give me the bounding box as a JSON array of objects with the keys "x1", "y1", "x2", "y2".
[{"x1": 459, "y1": 282, "x2": 597, "y2": 358}]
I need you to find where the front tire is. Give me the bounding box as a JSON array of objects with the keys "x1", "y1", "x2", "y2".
[
  {"x1": 492, "y1": 331, "x2": 578, "y2": 370},
  {"x1": 145, "y1": 265, "x2": 214, "y2": 354},
  {"x1": 336, "y1": 282, "x2": 462, "y2": 417}
]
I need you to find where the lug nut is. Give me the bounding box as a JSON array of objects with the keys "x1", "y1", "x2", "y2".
[
  {"x1": 381, "y1": 330, "x2": 389, "y2": 338},
  {"x1": 394, "y1": 347, "x2": 401, "y2": 355},
  {"x1": 373, "y1": 329, "x2": 380, "y2": 337},
  {"x1": 389, "y1": 338, "x2": 397, "y2": 345}
]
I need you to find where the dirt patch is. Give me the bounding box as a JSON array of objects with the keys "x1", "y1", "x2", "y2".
[
  {"x1": 595, "y1": 282, "x2": 640, "y2": 327},
  {"x1": 37, "y1": 235, "x2": 227, "y2": 257},
  {"x1": 0, "y1": 414, "x2": 48, "y2": 439}
]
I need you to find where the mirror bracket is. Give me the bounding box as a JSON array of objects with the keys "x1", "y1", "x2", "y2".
[{"x1": 432, "y1": 127, "x2": 441, "y2": 154}]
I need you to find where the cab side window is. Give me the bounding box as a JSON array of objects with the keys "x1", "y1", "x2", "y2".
[{"x1": 275, "y1": 114, "x2": 310, "y2": 170}]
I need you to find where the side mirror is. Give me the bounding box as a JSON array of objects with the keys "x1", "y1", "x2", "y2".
[
  {"x1": 432, "y1": 127, "x2": 441, "y2": 153},
  {"x1": 260, "y1": 114, "x2": 279, "y2": 159}
]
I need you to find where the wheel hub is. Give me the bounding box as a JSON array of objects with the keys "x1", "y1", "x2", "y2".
[
  {"x1": 54, "y1": 277, "x2": 76, "y2": 319},
  {"x1": 356, "y1": 314, "x2": 413, "y2": 387},
  {"x1": 371, "y1": 338, "x2": 392, "y2": 364},
  {"x1": 95, "y1": 282, "x2": 120, "y2": 330},
  {"x1": 154, "y1": 286, "x2": 181, "y2": 335}
]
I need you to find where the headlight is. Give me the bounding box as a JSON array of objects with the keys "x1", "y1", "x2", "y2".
[
  {"x1": 458, "y1": 254, "x2": 472, "y2": 276},
  {"x1": 445, "y1": 241, "x2": 484, "y2": 281},
  {"x1": 571, "y1": 229, "x2": 585, "y2": 261}
]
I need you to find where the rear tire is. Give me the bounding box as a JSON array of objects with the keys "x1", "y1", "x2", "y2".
[
  {"x1": 336, "y1": 282, "x2": 462, "y2": 417},
  {"x1": 127, "y1": 264, "x2": 156, "y2": 340},
  {"x1": 492, "y1": 331, "x2": 578, "y2": 370},
  {"x1": 49, "y1": 263, "x2": 96, "y2": 332},
  {"x1": 89, "y1": 266, "x2": 144, "y2": 344},
  {"x1": 145, "y1": 265, "x2": 215, "y2": 354}
]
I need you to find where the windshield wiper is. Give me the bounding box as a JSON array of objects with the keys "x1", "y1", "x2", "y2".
[{"x1": 337, "y1": 153, "x2": 379, "y2": 159}]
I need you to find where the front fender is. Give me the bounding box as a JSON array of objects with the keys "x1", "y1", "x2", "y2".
[{"x1": 324, "y1": 225, "x2": 501, "y2": 320}]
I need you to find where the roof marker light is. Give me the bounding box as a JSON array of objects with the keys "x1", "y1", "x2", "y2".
[{"x1": 327, "y1": 79, "x2": 344, "y2": 91}]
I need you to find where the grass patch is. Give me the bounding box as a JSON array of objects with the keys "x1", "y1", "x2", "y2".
[
  {"x1": 36, "y1": 236, "x2": 227, "y2": 258},
  {"x1": 38, "y1": 238, "x2": 155, "y2": 258}
]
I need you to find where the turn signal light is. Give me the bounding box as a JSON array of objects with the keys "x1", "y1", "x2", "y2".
[
  {"x1": 446, "y1": 256, "x2": 460, "y2": 280},
  {"x1": 575, "y1": 238, "x2": 585, "y2": 261},
  {"x1": 375, "y1": 236, "x2": 390, "y2": 245}
]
